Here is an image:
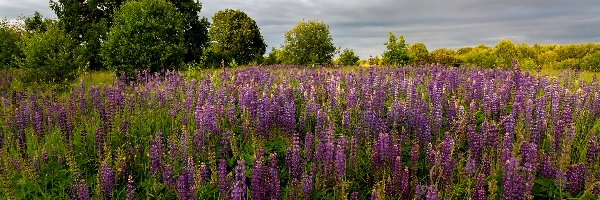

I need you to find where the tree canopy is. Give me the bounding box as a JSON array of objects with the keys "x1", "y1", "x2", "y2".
[
  {"x1": 382, "y1": 33, "x2": 411, "y2": 65},
  {"x1": 101, "y1": 0, "x2": 186, "y2": 76},
  {"x1": 207, "y1": 9, "x2": 265, "y2": 66},
  {"x1": 281, "y1": 19, "x2": 336, "y2": 65}
]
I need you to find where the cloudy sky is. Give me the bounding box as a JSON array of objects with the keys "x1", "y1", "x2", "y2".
[{"x1": 2, "y1": 0, "x2": 600, "y2": 58}]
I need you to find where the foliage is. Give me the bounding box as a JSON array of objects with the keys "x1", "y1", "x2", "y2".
[
  {"x1": 429, "y1": 48, "x2": 461, "y2": 66},
  {"x1": 169, "y1": 0, "x2": 210, "y2": 63},
  {"x1": 101, "y1": 0, "x2": 186, "y2": 77},
  {"x1": 22, "y1": 11, "x2": 55, "y2": 33},
  {"x1": 18, "y1": 23, "x2": 81, "y2": 86},
  {"x1": 382, "y1": 32, "x2": 411, "y2": 65},
  {"x1": 0, "y1": 20, "x2": 22, "y2": 69},
  {"x1": 207, "y1": 9, "x2": 266, "y2": 66},
  {"x1": 493, "y1": 39, "x2": 518, "y2": 68},
  {"x1": 336, "y1": 48, "x2": 360, "y2": 66},
  {"x1": 263, "y1": 47, "x2": 283, "y2": 65},
  {"x1": 50, "y1": 0, "x2": 124, "y2": 70},
  {"x1": 409, "y1": 42, "x2": 429, "y2": 64},
  {"x1": 581, "y1": 51, "x2": 600, "y2": 72},
  {"x1": 281, "y1": 19, "x2": 336, "y2": 65}
]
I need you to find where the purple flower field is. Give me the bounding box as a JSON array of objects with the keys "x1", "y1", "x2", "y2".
[{"x1": 1, "y1": 65, "x2": 599, "y2": 199}]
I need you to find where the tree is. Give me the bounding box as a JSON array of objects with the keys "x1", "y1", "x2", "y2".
[
  {"x1": 336, "y1": 48, "x2": 360, "y2": 66},
  {"x1": 101, "y1": 0, "x2": 186, "y2": 76},
  {"x1": 430, "y1": 48, "x2": 461, "y2": 66},
  {"x1": 281, "y1": 19, "x2": 336, "y2": 65},
  {"x1": 19, "y1": 23, "x2": 81, "y2": 86},
  {"x1": 382, "y1": 33, "x2": 411, "y2": 65},
  {"x1": 51, "y1": 0, "x2": 124, "y2": 70},
  {"x1": 208, "y1": 9, "x2": 266, "y2": 66},
  {"x1": 493, "y1": 39, "x2": 518, "y2": 68},
  {"x1": 169, "y1": 0, "x2": 210, "y2": 63},
  {"x1": 409, "y1": 42, "x2": 429, "y2": 64},
  {"x1": 263, "y1": 47, "x2": 283, "y2": 65},
  {"x1": 0, "y1": 20, "x2": 23, "y2": 68},
  {"x1": 23, "y1": 11, "x2": 54, "y2": 32},
  {"x1": 581, "y1": 51, "x2": 600, "y2": 72},
  {"x1": 51, "y1": 0, "x2": 209, "y2": 70}
]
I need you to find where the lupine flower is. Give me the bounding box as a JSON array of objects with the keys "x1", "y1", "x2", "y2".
[
  {"x1": 149, "y1": 132, "x2": 164, "y2": 177},
  {"x1": 163, "y1": 164, "x2": 175, "y2": 189},
  {"x1": 72, "y1": 179, "x2": 90, "y2": 200},
  {"x1": 520, "y1": 142, "x2": 537, "y2": 197},
  {"x1": 566, "y1": 163, "x2": 586, "y2": 195},
  {"x1": 177, "y1": 168, "x2": 193, "y2": 200},
  {"x1": 126, "y1": 175, "x2": 135, "y2": 200},
  {"x1": 472, "y1": 173, "x2": 487, "y2": 200},
  {"x1": 335, "y1": 137, "x2": 346, "y2": 182},
  {"x1": 286, "y1": 134, "x2": 302, "y2": 181},
  {"x1": 99, "y1": 164, "x2": 115, "y2": 200},
  {"x1": 502, "y1": 157, "x2": 524, "y2": 200},
  {"x1": 231, "y1": 159, "x2": 247, "y2": 200},
  {"x1": 266, "y1": 154, "x2": 281, "y2": 200},
  {"x1": 218, "y1": 159, "x2": 228, "y2": 198},
  {"x1": 426, "y1": 185, "x2": 439, "y2": 200},
  {"x1": 440, "y1": 132, "x2": 455, "y2": 190},
  {"x1": 350, "y1": 192, "x2": 358, "y2": 200},
  {"x1": 252, "y1": 149, "x2": 265, "y2": 200}
]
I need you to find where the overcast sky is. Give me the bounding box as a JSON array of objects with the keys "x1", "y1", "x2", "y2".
[{"x1": 2, "y1": 0, "x2": 600, "y2": 58}]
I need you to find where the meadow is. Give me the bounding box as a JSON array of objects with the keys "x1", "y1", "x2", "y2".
[{"x1": 1, "y1": 64, "x2": 599, "y2": 199}]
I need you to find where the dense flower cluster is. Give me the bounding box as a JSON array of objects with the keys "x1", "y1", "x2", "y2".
[{"x1": 1, "y1": 65, "x2": 599, "y2": 199}]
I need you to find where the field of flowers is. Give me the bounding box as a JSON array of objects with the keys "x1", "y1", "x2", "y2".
[{"x1": 1, "y1": 65, "x2": 599, "y2": 199}]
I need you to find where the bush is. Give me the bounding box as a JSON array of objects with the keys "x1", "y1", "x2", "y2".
[
  {"x1": 580, "y1": 51, "x2": 600, "y2": 72},
  {"x1": 19, "y1": 23, "x2": 80, "y2": 86},
  {"x1": 281, "y1": 19, "x2": 336, "y2": 65},
  {"x1": 0, "y1": 20, "x2": 23, "y2": 69},
  {"x1": 101, "y1": 0, "x2": 186, "y2": 77},
  {"x1": 555, "y1": 58, "x2": 580, "y2": 70},
  {"x1": 336, "y1": 48, "x2": 360, "y2": 66}
]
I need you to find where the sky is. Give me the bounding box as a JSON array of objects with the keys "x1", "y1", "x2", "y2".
[{"x1": 2, "y1": 0, "x2": 600, "y2": 59}]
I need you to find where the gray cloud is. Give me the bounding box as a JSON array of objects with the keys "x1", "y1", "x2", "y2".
[{"x1": 2, "y1": 0, "x2": 600, "y2": 59}]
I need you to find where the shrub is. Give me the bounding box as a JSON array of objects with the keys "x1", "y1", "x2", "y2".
[
  {"x1": 101, "y1": 0, "x2": 186, "y2": 77},
  {"x1": 580, "y1": 51, "x2": 600, "y2": 72},
  {"x1": 19, "y1": 23, "x2": 80, "y2": 86},
  {"x1": 0, "y1": 20, "x2": 23, "y2": 69}
]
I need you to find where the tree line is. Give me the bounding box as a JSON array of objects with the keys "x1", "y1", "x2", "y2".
[{"x1": 1, "y1": 0, "x2": 600, "y2": 87}]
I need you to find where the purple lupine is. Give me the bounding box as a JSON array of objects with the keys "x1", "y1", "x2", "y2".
[
  {"x1": 301, "y1": 169, "x2": 314, "y2": 199},
  {"x1": 231, "y1": 159, "x2": 247, "y2": 200},
  {"x1": 335, "y1": 137, "x2": 346, "y2": 182},
  {"x1": 266, "y1": 154, "x2": 281, "y2": 200},
  {"x1": 303, "y1": 132, "x2": 314, "y2": 163},
  {"x1": 440, "y1": 132, "x2": 455, "y2": 190},
  {"x1": 149, "y1": 132, "x2": 164, "y2": 177},
  {"x1": 426, "y1": 185, "x2": 439, "y2": 200},
  {"x1": 95, "y1": 128, "x2": 105, "y2": 156},
  {"x1": 126, "y1": 175, "x2": 135, "y2": 200},
  {"x1": 520, "y1": 142, "x2": 537, "y2": 197},
  {"x1": 252, "y1": 149, "x2": 265, "y2": 200},
  {"x1": 72, "y1": 179, "x2": 90, "y2": 200},
  {"x1": 199, "y1": 163, "x2": 209, "y2": 185},
  {"x1": 286, "y1": 134, "x2": 302, "y2": 181},
  {"x1": 415, "y1": 184, "x2": 427, "y2": 199},
  {"x1": 177, "y1": 168, "x2": 193, "y2": 200},
  {"x1": 566, "y1": 163, "x2": 586, "y2": 195},
  {"x1": 468, "y1": 124, "x2": 482, "y2": 160},
  {"x1": 587, "y1": 135, "x2": 599, "y2": 166},
  {"x1": 350, "y1": 192, "x2": 358, "y2": 200},
  {"x1": 218, "y1": 159, "x2": 228, "y2": 198},
  {"x1": 99, "y1": 164, "x2": 115, "y2": 200},
  {"x1": 502, "y1": 157, "x2": 524, "y2": 200},
  {"x1": 220, "y1": 131, "x2": 231, "y2": 159},
  {"x1": 472, "y1": 173, "x2": 487, "y2": 200},
  {"x1": 500, "y1": 132, "x2": 513, "y2": 170},
  {"x1": 465, "y1": 156, "x2": 477, "y2": 175},
  {"x1": 163, "y1": 164, "x2": 175, "y2": 189}
]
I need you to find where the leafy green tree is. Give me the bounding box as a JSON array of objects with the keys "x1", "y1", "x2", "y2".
[
  {"x1": 281, "y1": 19, "x2": 336, "y2": 65},
  {"x1": 101, "y1": 0, "x2": 186, "y2": 76},
  {"x1": 207, "y1": 9, "x2": 266, "y2": 66},
  {"x1": 19, "y1": 23, "x2": 81, "y2": 86},
  {"x1": 336, "y1": 48, "x2": 360, "y2": 66},
  {"x1": 430, "y1": 48, "x2": 461, "y2": 66},
  {"x1": 23, "y1": 11, "x2": 55, "y2": 32},
  {"x1": 0, "y1": 20, "x2": 23, "y2": 68},
  {"x1": 168, "y1": 0, "x2": 210, "y2": 63},
  {"x1": 263, "y1": 47, "x2": 283, "y2": 65},
  {"x1": 51, "y1": 0, "x2": 124, "y2": 70},
  {"x1": 493, "y1": 39, "x2": 518, "y2": 67},
  {"x1": 382, "y1": 33, "x2": 411, "y2": 65},
  {"x1": 581, "y1": 51, "x2": 600, "y2": 72},
  {"x1": 409, "y1": 42, "x2": 429, "y2": 64}
]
